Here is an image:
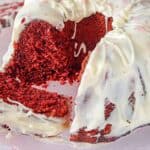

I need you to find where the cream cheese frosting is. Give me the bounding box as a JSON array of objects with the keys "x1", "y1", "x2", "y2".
[
  {"x1": 71, "y1": 0, "x2": 150, "y2": 138},
  {"x1": 0, "y1": 0, "x2": 149, "y2": 139},
  {"x1": 0, "y1": 99, "x2": 66, "y2": 137}
]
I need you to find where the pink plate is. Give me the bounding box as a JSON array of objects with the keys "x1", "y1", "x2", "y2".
[{"x1": 0, "y1": 1, "x2": 150, "y2": 150}]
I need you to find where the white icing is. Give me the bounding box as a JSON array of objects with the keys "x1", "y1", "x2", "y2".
[
  {"x1": 0, "y1": 99, "x2": 66, "y2": 137},
  {"x1": 71, "y1": 23, "x2": 77, "y2": 39},
  {"x1": 71, "y1": 0, "x2": 150, "y2": 138},
  {"x1": 74, "y1": 42, "x2": 78, "y2": 49},
  {"x1": 74, "y1": 42, "x2": 87, "y2": 58},
  {"x1": 71, "y1": 22, "x2": 87, "y2": 57},
  {"x1": 5, "y1": 132, "x2": 12, "y2": 139},
  {"x1": 105, "y1": 16, "x2": 108, "y2": 33}
]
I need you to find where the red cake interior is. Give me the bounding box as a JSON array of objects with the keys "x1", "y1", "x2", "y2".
[
  {"x1": 0, "y1": 2, "x2": 24, "y2": 28},
  {"x1": 0, "y1": 13, "x2": 112, "y2": 129},
  {"x1": 0, "y1": 72, "x2": 70, "y2": 118},
  {"x1": 5, "y1": 13, "x2": 112, "y2": 85}
]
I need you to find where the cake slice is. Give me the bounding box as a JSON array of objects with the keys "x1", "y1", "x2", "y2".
[{"x1": 0, "y1": 0, "x2": 112, "y2": 137}]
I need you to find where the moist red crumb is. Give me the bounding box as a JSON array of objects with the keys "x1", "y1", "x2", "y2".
[
  {"x1": 100, "y1": 124, "x2": 112, "y2": 135},
  {"x1": 105, "y1": 101, "x2": 116, "y2": 120},
  {"x1": 5, "y1": 13, "x2": 112, "y2": 85},
  {"x1": 0, "y1": 72, "x2": 70, "y2": 117},
  {"x1": 0, "y1": 13, "x2": 112, "y2": 129},
  {"x1": 70, "y1": 124, "x2": 112, "y2": 143}
]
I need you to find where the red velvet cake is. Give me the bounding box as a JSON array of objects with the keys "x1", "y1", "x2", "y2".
[{"x1": 0, "y1": 0, "x2": 150, "y2": 144}]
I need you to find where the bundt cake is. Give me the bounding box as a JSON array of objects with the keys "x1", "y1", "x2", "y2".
[{"x1": 0, "y1": 0, "x2": 150, "y2": 144}]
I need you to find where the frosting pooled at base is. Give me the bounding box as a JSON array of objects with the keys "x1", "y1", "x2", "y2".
[{"x1": 0, "y1": 99, "x2": 66, "y2": 137}]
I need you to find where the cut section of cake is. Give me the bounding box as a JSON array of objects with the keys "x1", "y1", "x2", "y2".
[{"x1": 0, "y1": 0, "x2": 112, "y2": 137}]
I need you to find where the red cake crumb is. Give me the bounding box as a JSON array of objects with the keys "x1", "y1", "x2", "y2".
[
  {"x1": 105, "y1": 101, "x2": 115, "y2": 120},
  {"x1": 70, "y1": 124, "x2": 113, "y2": 143},
  {"x1": 0, "y1": 72, "x2": 70, "y2": 118},
  {"x1": 0, "y1": 12, "x2": 112, "y2": 131},
  {"x1": 5, "y1": 13, "x2": 113, "y2": 85}
]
